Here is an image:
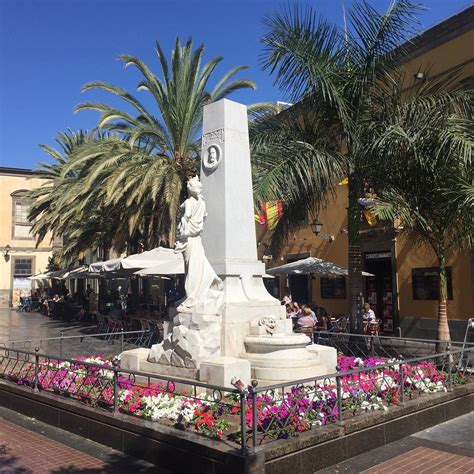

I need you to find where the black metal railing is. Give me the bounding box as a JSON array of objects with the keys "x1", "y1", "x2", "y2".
[
  {"x1": 0, "y1": 345, "x2": 245, "y2": 448},
  {"x1": 0, "y1": 329, "x2": 157, "y2": 359},
  {"x1": 244, "y1": 346, "x2": 473, "y2": 449},
  {"x1": 0, "y1": 338, "x2": 472, "y2": 454},
  {"x1": 303, "y1": 330, "x2": 474, "y2": 361}
]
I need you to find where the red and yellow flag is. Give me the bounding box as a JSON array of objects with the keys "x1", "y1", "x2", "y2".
[{"x1": 255, "y1": 200, "x2": 283, "y2": 230}]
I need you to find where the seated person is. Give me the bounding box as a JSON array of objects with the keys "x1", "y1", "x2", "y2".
[
  {"x1": 295, "y1": 305, "x2": 317, "y2": 343},
  {"x1": 314, "y1": 305, "x2": 329, "y2": 329},
  {"x1": 301, "y1": 304, "x2": 318, "y2": 325},
  {"x1": 296, "y1": 304, "x2": 317, "y2": 330},
  {"x1": 362, "y1": 303, "x2": 376, "y2": 322},
  {"x1": 362, "y1": 303, "x2": 379, "y2": 334},
  {"x1": 281, "y1": 287, "x2": 292, "y2": 306}
]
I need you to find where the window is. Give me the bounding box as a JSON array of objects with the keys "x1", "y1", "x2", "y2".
[
  {"x1": 11, "y1": 190, "x2": 33, "y2": 239},
  {"x1": 320, "y1": 276, "x2": 347, "y2": 299},
  {"x1": 14, "y1": 258, "x2": 33, "y2": 277},
  {"x1": 412, "y1": 267, "x2": 453, "y2": 300}
]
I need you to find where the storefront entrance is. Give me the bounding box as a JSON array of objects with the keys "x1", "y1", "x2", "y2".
[
  {"x1": 364, "y1": 252, "x2": 395, "y2": 333},
  {"x1": 286, "y1": 252, "x2": 311, "y2": 304},
  {"x1": 288, "y1": 274, "x2": 310, "y2": 305}
]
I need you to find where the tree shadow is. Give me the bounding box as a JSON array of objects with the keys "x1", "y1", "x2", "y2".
[
  {"x1": 0, "y1": 444, "x2": 33, "y2": 473},
  {"x1": 49, "y1": 451, "x2": 172, "y2": 473}
]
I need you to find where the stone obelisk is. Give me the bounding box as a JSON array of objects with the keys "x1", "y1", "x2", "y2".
[{"x1": 200, "y1": 99, "x2": 285, "y2": 357}]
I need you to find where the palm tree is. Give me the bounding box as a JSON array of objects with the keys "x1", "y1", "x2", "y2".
[
  {"x1": 370, "y1": 76, "x2": 473, "y2": 343},
  {"x1": 254, "y1": 1, "x2": 472, "y2": 336},
  {"x1": 28, "y1": 129, "x2": 122, "y2": 264},
  {"x1": 66, "y1": 37, "x2": 273, "y2": 247},
  {"x1": 28, "y1": 129, "x2": 95, "y2": 246}
]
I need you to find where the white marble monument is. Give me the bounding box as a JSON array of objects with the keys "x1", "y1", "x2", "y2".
[
  {"x1": 121, "y1": 99, "x2": 336, "y2": 386},
  {"x1": 147, "y1": 176, "x2": 224, "y2": 373}
]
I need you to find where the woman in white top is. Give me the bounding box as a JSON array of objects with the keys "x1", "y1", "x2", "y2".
[
  {"x1": 363, "y1": 303, "x2": 376, "y2": 321},
  {"x1": 281, "y1": 288, "x2": 292, "y2": 305}
]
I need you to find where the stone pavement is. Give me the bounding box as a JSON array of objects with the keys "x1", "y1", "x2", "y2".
[
  {"x1": 0, "y1": 405, "x2": 169, "y2": 473},
  {"x1": 0, "y1": 309, "x2": 143, "y2": 359},
  {"x1": 319, "y1": 412, "x2": 474, "y2": 473}
]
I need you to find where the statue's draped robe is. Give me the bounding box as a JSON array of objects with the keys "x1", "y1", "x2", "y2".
[{"x1": 175, "y1": 195, "x2": 223, "y2": 314}]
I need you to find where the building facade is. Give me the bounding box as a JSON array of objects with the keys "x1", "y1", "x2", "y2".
[
  {"x1": 0, "y1": 167, "x2": 61, "y2": 307},
  {"x1": 261, "y1": 7, "x2": 474, "y2": 340}
]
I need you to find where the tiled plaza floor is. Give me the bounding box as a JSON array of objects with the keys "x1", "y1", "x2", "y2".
[
  {"x1": 0, "y1": 406, "x2": 167, "y2": 473},
  {"x1": 319, "y1": 412, "x2": 474, "y2": 473},
  {"x1": 0, "y1": 309, "x2": 141, "y2": 358},
  {"x1": 0, "y1": 309, "x2": 87, "y2": 341}
]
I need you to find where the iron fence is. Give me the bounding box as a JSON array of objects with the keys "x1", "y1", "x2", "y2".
[
  {"x1": 0, "y1": 338, "x2": 472, "y2": 454},
  {"x1": 244, "y1": 346, "x2": 473, "y2": 449},
  {"x1": 303, "y1": 330, "x2": 474, "y2": 361},
  {"x1": 0, "y1": 329, "x2": 158, "y2": 359}
]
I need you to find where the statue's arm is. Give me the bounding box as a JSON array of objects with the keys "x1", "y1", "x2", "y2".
[{"x1": 177, "y1": 199, "x2": 193, "y2": 239}]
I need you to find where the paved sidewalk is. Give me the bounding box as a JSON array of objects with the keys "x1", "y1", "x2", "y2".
[
  {"x1": 0, "y1": 406, "x2": 167, "y2": 473},
  {"x1": 319, "y1": 412, "x2": 474, "y2": 473},
  {"x1": 0, "y1": 309, "x2": 142, "y2": 358}
]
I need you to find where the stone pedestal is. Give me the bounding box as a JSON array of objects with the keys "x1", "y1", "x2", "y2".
[
  {"x1": 200, "y1": 357, "x2": 251, "y2": 388},
  {"x1": 147, "y1": 312, "x2": 221, "y2": 370},
  {"x1": 242, "y1": 334, "x2": 337, "y2": 383}
]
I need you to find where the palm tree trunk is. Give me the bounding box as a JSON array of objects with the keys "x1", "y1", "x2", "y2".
[
  {"x1": 437, "y1": 250, "x2": 451, "y2": 346},
  {"x1": 348, "y1": 175, "x2": 364, "y2": 334}
]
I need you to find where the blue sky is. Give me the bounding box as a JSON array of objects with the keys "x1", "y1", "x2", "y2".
[{"x1": 0, "y1": 0, "x2": 472, "y2": 169}]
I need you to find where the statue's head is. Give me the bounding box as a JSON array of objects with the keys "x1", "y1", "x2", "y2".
[
  {"x1": 208, "y1": 146, "x2": 218, "y2": 164},
  {"x1": 187, "y1": 176, "x2": 202, "y2": 196}
]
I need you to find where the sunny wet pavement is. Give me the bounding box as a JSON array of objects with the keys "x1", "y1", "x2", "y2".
[{"x1": 0, "y1": 309, "x2": 144, "y2": 359}]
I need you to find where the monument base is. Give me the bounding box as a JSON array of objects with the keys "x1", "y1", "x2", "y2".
[
  {"x1": 241, "y1": 334, "x2": 337, "y2": 384},
  {"x1": 121, "y1": 308, "x2": 337, "y2": 387},
  {"x1": 120, "y1": 342, "x2": 337, "y2": 388},
  {"x1": 148, "y1": 311, "x2": 221, "y2": 369},
  {"x1": 120, "y1": 347, "x2": 251, "y2": 388},
  {"x1": 199, "y1": 356, "x2": 251, "y2": 388}
]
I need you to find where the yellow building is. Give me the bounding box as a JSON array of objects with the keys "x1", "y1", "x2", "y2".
[
  {"x1": 0, "y1": 167, "x2": 61, "y2": 307},
  {"x1": 262, "y1": 7, "x2": 474, "y2": 340}
]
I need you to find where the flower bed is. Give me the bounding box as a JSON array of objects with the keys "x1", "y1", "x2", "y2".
[{"x1": 1, "y1": 353, "x2": 468, "y2": 443}]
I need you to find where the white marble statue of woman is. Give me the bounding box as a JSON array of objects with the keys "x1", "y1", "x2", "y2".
[{"x1": 175, "y1": 176, "x2": 223, "y2": 314}]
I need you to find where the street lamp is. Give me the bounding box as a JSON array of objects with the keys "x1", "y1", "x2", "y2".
[
  {"x1": 310, "y1": 220, "x2": 335, "y2": 242},
  {"x1": 310, "y1": 219, "x2": 323, "y2": 236},
  {"x1": 3, "y1": 245, "x2": 11, "y2": 262}
]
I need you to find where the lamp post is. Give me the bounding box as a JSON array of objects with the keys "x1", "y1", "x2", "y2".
[
  {"x1": 310, "y1": 220, "x2": 335, "y2": 242},
  {"x1": 310, "y1": 219, "x2": 323, "y2": 236},
  {"x1": 3, "y1": 245, "x2": 11, "y2": 262}
]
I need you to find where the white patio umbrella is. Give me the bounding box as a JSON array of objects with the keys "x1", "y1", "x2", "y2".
[
  {"x1": 267, "y1": 257, "x2": 374, "y2": 277},
  {"x1": 135, "y1": 257, "x2": 184, "y2": 276},
  {"x1": 121, "y1": 247, "x2": 180, "y2": 269},
  {"x1": 36, "y1": 269, "x2": 69, "y2": 280},
  {"x1": 89, "y1": 257, "x2": 122, "y2": 273},
  {"x1": 29, "y1": 272, "x2": 51, "y2": 280},
  {"x1": 89, "y1": 247, "x2": 182, "y2": 273},
  {"x1": 62, "y1": 266, "x2": 103, "y2": 279}
]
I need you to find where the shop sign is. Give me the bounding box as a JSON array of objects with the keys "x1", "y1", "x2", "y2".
[{"x1": 365, "y1": 252, "x2": 391, "y2": 260}]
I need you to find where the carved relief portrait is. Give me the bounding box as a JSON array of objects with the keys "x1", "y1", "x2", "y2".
[{"x1": 202, "y1": 144, "x2": 222, "y2": 172}]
